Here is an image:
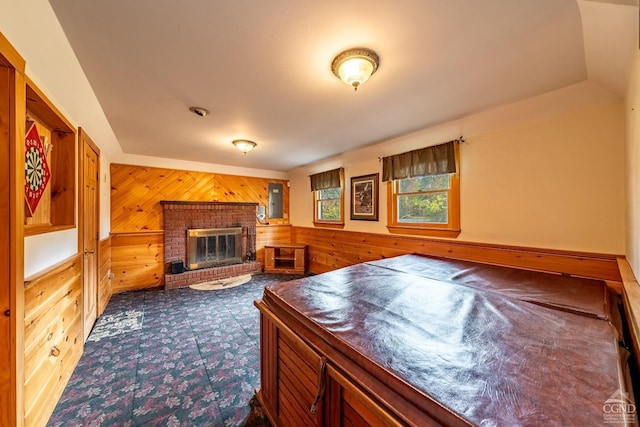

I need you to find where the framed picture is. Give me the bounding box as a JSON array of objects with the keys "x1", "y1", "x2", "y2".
[{"x1": 350, "y1": 173, "x2": 379, "y2": 221}]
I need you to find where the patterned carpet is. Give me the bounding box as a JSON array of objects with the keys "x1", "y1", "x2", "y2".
[{"x1": 47, "y1": 273, "x2": 301, "y2": 427}]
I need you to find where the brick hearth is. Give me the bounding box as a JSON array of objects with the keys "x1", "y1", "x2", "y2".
[{"x1": 161, "y1": 201, "x2": 262, "y2": 289}]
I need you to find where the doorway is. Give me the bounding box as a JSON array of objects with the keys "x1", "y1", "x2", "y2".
[{"x1": 79, "y1": 128, "x2": 100, "y2": 341}]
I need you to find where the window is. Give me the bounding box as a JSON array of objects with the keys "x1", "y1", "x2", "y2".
[
  {"x1": 385, "y1": 140, "x2": 460, "y2": 238},
  {"x1": 397, "y1": 175, "x2": 451, "y2": 223},
  {"x1": 315, "y1": 188, "x2": 342, "y2": 221},
  {"x1": 316, "y1": 188, "x2": 342, "y2": 221},
  {"x1": 311, "y1": 168, "x2": 344, "y2": 228}
]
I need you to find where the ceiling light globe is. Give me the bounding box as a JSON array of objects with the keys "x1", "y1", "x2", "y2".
[
  {"x1": 332, "y1": 48, "x2": 379, "y2": 91},
  {"x1": 232, "y1": 139, "x2": 257, "y2": 154},
  {"x1": 338, "y1": 57, "x2": 374, "y2": 90}
]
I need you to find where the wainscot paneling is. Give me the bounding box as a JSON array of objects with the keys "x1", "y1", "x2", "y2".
[
  {"x1": 110, "y1": 226, "x2": 292, "y2": 293},
  {"x1": 23, "y1": 254, "x2": 83, "y2": 427},
  {"x1": 98, "y1": 237, "x2": 112, "y2": 315},
  {"x1": 110, "y1": 164, "x2": 290, "y2": 233},
  {"x1": 111, "y1": 232, "x2": 164, "y2": 294},
  {"x1": 256, "y1": 225, "x2": 292, "y2": 265},
  {"x1": 292, "y1": 227, "x2": 622, "y2": 282}
]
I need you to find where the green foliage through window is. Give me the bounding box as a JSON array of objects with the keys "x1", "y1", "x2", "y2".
[
  {"x1": 396, "y1": 175, "x2": 450, "y2": 224},
  {"x1": 398, "y1": 175, "x2": 449, "y2": 193},
  {"x1": 317, "y1": 188, "x2": 341, "y2": 221}
]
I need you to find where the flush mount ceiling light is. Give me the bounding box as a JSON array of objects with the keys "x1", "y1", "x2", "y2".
[
  {"x1": 232, "y1": 139, "x2": 257, "y2": 155},
  {"x1": 331, "y1": 48, "x2": 379, "y2": 91}
]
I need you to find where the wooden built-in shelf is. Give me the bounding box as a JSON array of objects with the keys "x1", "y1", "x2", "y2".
[
  {"x1": 24, "y1": 77, "x2": 76, "y2": 236},
  {"x1": 264, "y1": 244, "x2": 306, "y2": 275}
]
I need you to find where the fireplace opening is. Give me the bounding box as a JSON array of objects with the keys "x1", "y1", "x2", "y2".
[{"x1": 187, "y1": 227, "x2": 243, "y2": 270}]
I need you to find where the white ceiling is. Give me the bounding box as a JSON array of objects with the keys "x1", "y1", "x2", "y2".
[{"x1": 48, "y1": 0, "x2": 637, "y2": 172}]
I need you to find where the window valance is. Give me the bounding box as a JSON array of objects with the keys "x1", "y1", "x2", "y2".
[
  {"x1": 382, "y1": 140, "x2": 458, "y2": 182},
  {"x1": 310, "y1": 167, "x2": 343, "y2": 191}
]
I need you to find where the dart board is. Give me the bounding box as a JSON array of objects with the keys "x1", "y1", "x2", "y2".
[{"x1": 24, "y1": 123, "x2": 50, "y2": 215}]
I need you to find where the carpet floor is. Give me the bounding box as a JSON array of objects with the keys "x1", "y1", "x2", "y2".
[{"x1": 47, "y1": 273, "x2": 301, "y2": 427}]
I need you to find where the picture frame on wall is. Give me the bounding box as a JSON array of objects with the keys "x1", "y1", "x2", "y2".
[{"x1": 350, "y1": 173, "x2": 379, "y2": 221}]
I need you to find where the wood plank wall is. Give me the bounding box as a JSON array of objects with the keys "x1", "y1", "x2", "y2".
[
  {"x1": 111, "y1": 164, "x2": 290, "y2": 232},
  {"x1": 256, "y1": 225, "x2": 293, "y2": 265},
  {"x1": 110, "y1": 164, "x2": 291, "y2": 293},
  {"x1": 23, "y1": 254, "x2": 83, "y2": 427},
  {"x1": 292, "y1": 227, "x2": 622, "y2": 282},
  {"x1": 112, "y1": 232, "x2": 163, "y2": 293},
  {"x1": 98, "y1": 237, "x2": 112, "y2": 315}
]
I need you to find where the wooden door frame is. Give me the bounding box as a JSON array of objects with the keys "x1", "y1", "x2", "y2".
[
  {"x1": 1, "y1": 31, "x2": 26, "y2": 427},
  {"x1": 78, "y1": 128, "x2": 100, "y2": 340}
]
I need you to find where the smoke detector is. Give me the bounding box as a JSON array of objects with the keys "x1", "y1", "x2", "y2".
[{"x1": 189, "y1": 106, "x2": 209, "y2": 117}]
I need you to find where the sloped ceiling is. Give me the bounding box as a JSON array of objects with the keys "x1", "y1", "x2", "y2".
[{"x1": 48, "y1": 0, "x2": 637, "y2": 172}]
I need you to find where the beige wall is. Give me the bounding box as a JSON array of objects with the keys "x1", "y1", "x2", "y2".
[
  {"x1": 625, "y1": 46, "x2": 640, "y2": 273},
  {"x1": 290, "y1": 84, "x2": 626, "y2": 254}
]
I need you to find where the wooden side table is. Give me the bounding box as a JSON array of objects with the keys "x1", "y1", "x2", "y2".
[{"x1": 264, "y1": 244, "x2": 307, "y2": 274}]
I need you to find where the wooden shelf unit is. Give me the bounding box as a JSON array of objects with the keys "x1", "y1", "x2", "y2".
[
  {"x1": 264, "y1": 244, "x2": 306, "y2": 274},
  {"x1": 24, "y1": 77, "x2": 76, "y2": 236}
]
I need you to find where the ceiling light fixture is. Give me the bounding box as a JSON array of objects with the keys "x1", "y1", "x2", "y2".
[
  {"x1": 232, "y1": 139, "x2": 257, "y2": 155},
  {"x1": 331, "y1": 48, "x2": 379, "y2": 91}
]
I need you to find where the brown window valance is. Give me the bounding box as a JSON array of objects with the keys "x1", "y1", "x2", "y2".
[
  {"x1": 382, "y1": 140, "x2": 458, "y2": 182},
  {"x1": 310, "y1": 167, "x2": 343, "y2": 191}
]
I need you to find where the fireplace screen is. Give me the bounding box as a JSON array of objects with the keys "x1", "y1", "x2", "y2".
[{"x1": 186, "y1": 227, "x2": 243, "y2": 270}]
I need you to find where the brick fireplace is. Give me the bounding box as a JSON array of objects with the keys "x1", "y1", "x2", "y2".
[{"x1": 161, "y1": 201, "x2": 262, "y2": 290}]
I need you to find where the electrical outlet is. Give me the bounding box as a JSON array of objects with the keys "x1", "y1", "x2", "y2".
[{"x1": 107, "y1": 269, "x2": 115, "y2": 280}]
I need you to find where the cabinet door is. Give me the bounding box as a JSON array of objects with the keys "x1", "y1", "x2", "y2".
[
  {"x1": 259, "y1": 310, "x2": 324, "y2": 426},
  {"x1": 277, "y1": 331, "x2": 323, "y2": 426},
  {"x1": 265, "y1": 247, "x2": 275, "y2": 271},
  {"x1": 325, "y1": 365, "x2": 404, "y2": 427},
  {"x1": 294, "y1": 248, "x2": 305, "y2": 273}
]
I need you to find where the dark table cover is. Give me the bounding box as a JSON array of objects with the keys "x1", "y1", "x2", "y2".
[
  {"x1": 263, "y1": 257, "x2": 628, "y2": 426},
  {"x1": 367, "y1": 254, "x2": 611, "y2": 320}
]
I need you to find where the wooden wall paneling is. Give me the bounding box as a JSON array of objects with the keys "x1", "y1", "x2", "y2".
[
  {"x1": 110, "y1": 164, "x2": 290, "y2": 233},
  {"x1": 110, "y1": 165, "x2": 217, "y2": 232},
  {"x1": 293, "y1": 227, "x2": 622, "y2": 282},
  {"x1": 98, "y1": 237, "x2": 112, "y2": 315},
  {"x1": 111, "y1": 232, "x2": 164, "y2": 293},
  {"x1": 214, "y1": 174, "x2": 290, "y2": 224},
  {"x1": 23, "y1": 254, "x2": 83, "y2": 427},
  {"x1": 256, "y1": 225, "x2": 292, "y2": 266},
  {"x1": 110, "y1": 225, "x2": 288, "y2": 293}
]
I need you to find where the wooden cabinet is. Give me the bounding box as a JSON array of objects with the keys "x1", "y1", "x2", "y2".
[
  {"x1": 264, "y1": 245, "x2": 306, "y2": 274},
  {"x1": 255, "y1": 306, "x2": 406, "y2": 427}
]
